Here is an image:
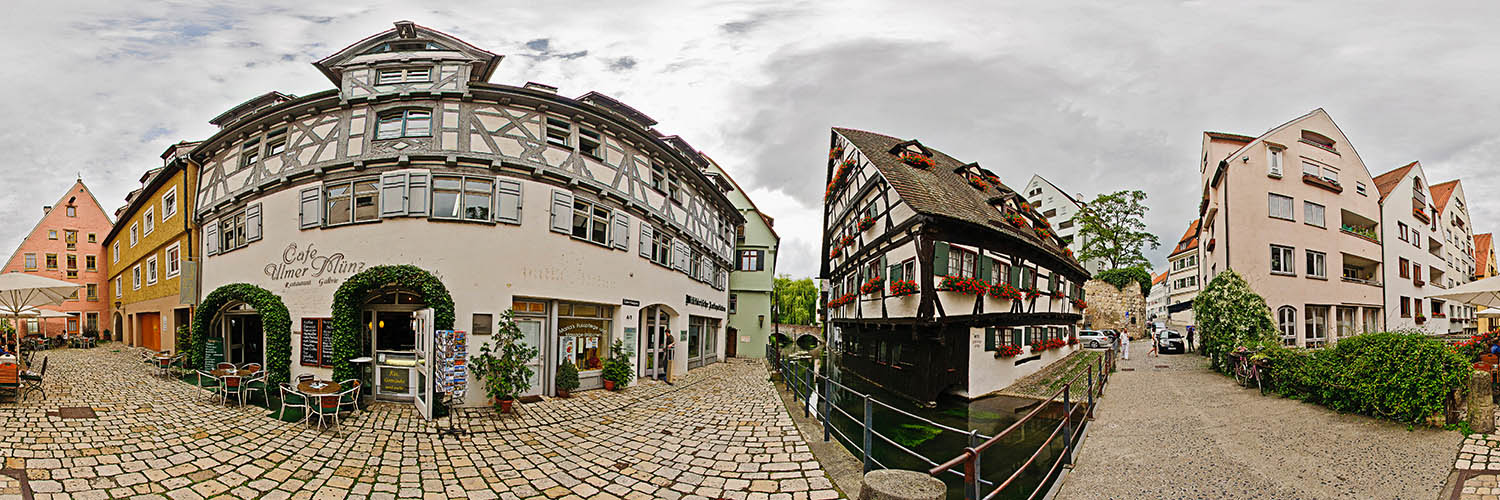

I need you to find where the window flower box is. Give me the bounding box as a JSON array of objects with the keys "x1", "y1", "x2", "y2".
[
  {"x1": 1071, "y1": 298, "x2": 1087, "y2": 310},
  {"x1": 1004, "y1": 213, "x2": 1028, "y2": 228},
  {"x1": 829, "y1": 246, "x2": 842, "y2": 259},
  {"x1": 1033, "y1": 226, "x2": 1054, "y2": 240},
  {"x1": 968, "y1": 177, "x2": 987, "y2": 191},
  {"x1": 1031, "y1": 340, "x2": 1051, "y2": 353},
  {"x1": 860, "y1": 277, "x2": 885, "y2": 295},
  {"x1": 989, "y1": 283, "x2": 1023, "y2": 301},
  {"x1": 839, "y1": 234, "x2": 856, "y2": 250},
  {"x1": 900, "y1": 152, "x2": 935, "y2": 169},
  {"x1": 938, "y1": 276, "x2": 989, "y2": 296},
  {"x1": 995, "y1": 344, "x2": 1023, "y2": 358},
  {"x1": 1415, "y1": 314, "x2": 1426, "y2": 324},
  {"x1": 889, "y1": 279, "x2": 919, "y2": 297},
  {"x1": 1049, "y1": 290, "x2": 1064, "y2": 300},
  {"x1": 1024, "y1": 288, "x2": 1043, "y2": 300},
  {"x1": 830, "y1": 145, "x2": 845, "y2": 160},
  {"x1": 983, "y1": 174, "x2": 1004, "y2": 189},
  {"x1": 1068, "y1": 335, "x2": 1078, "y2": 346},
  {"x1": 1433, "y1": 312, "x2": 1447, "y2": 318},
  {"x1": 827, "y1": 293, "x2": 857, "y2": 308},
  {"x1": 858, "y1": 216, "x2": 876, "y2": 231}
]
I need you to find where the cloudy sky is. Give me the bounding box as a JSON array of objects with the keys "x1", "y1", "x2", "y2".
[{"x1": 4, "y1": 1, "x2": 1500, "y2": 279}]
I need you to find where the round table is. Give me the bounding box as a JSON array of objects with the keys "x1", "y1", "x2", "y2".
[{"x1": 299, "y1": 380, "x2": 344, "y2": 410}]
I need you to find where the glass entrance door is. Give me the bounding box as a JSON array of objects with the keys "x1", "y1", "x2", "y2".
[
  {"x1": 639, "y1": 307, "x2": 667, "y2": 379},
  {"x1": 224, "y1": 313, "x2": 263, "y2": 365},
  {"x1": 517, "y1": 319, "x2": 544, "y2": 397}
]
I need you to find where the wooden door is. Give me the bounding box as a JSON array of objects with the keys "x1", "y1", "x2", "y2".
[
  {"x1": 725, "y1": 327, "x2": 738, "y2": 358},
  {"x1": 140, "y1": 313, "x2": 161, "y2": 352}
]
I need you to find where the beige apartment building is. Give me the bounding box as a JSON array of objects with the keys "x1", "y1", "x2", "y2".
[
  {"x1": 1165, "y1": 219, "x2": 1200, "y2": 327},
  {"x1": 1198, "y1": 109, "x2": 1383, "y2": 347}
]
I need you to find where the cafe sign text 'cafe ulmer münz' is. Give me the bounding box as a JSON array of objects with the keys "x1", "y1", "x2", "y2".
[{"x1": 265, "y1": 242, "x2": 368, "y2": 288}]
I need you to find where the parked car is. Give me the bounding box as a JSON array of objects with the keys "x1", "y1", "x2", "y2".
[
  {"x1": 1078, "y1": 330, "x2": 1112, "y2": 349},
  {"x1": 1156, "y1": 330, "x2": 1186, "y2": 354},
  {"x1": 1100, "y1": 329, "x2": 1120, "y2": 342}
]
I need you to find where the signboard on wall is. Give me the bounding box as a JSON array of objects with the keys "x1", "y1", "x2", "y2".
[
  {"x1": 202, "y1": 338, "x2": 224, "y2": 371},
  {"x1": 380, "y1": 367, "x2": 410, "y2": 393},
  {"x1": 300, "y1": 318, "x2": 332, "y2": 367}
]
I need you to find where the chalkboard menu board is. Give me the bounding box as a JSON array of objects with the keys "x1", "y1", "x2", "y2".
[
  {"x1": 202, "y1": 338, "x2": 224, "y2": 371},
  {"x1": 300, "y1": 318, "x2": 332, "y2": 367},
  {"x1": 300, "y1": 318, "x2": 320, "y2": 366}
]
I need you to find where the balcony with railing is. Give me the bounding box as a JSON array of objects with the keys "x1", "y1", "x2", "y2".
[
  {"x1": 1339, "y1": 209, "x2": 1380, "y2": 245},
  {"x1": 1340, "y1": 254, "x2": 1381, "y2": 287},
  {"x1": 1429, "y1": 236, "x2": 1444, "y2": 258}
]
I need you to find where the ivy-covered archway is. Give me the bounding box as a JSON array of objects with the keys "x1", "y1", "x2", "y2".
[
  {"x1": 330, "y1": 264, "x2": 454, "y2": 382},
  {"x1": 192, "y1": 283, "x2": 292, "y2": 387}
]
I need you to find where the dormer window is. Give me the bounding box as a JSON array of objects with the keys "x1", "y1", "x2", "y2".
[
  {"x1": 266, "y1": 128, "x2": 288, "y2": 156},
  {"x1": 376, "y1": 109, "x2": 431, "y2": 139},
  {"x1": 239, "y1": 138, "x2": 260, "y2": 168},
  {"x1": 1300, "y1": 130, "x2": 1336, "y2": 152},
  {"x1": 377, "y1": 67, "x2": 432, "y2": 85},
  {"x1": 545, "y1": 117, "x2": 570, "y2": 148}
]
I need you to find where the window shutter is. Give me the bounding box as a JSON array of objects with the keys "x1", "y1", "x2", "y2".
[
  {"x1": 1008, "y1": 263, "x2": 1022, "y2": 286},
  {"x1": 245, "y1": 204, "x2": 262, "y2": 242},
  {"x1": 380, "y1": 173, "x2": 407, "y2": 217},
  {"x1": 979, "y1": 257, "x2": 992, "y2": 284},
  {"x1": 879, "y1": 254, "x2": 887, "y2": 278},
  {"x1": 205, "y1": 222, "x2": 219, "y2": 256},
  {"x1": 933, "y1": 241, "x2": 950, "y2": 276},
  {"x1": 757, "y1": 250, "x2": 766, "y2": 271},
  {"x1": 495, "y1": 180, "x2": 522, "y2": 225},
  {"x1": 299, "y1": 188, "x2": 321, "y2": 229},
  {"x1": 1011, "y1": 328, "x2": 1022, "y2": 347},
  {"x1": 407, "y1": 172, "x2": 429, "y2": 216},
  {"x1": 888, "y1": 263, "x2": 901, "y2": 282},
  {"x1": 639, "y1": 224, "x2": 654, "y2": 258},
  {"x1": 984, "y1": 327, "x2": 996, "y2": 352},
  {"x1": 550, "y1": 190, "x2": 574, "y2": 234},
  {"x1": 673, "y1": 239, "x2": 688, "y2": 272},
  {"x1": 611, "y1": 210, "x2": 630, "y2": 250}
]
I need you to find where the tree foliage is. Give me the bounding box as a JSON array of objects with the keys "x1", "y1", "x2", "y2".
[
  {"x1": 1075, "y1": 190, "x2": 1161, "y2": 269},
  {"x1": 1094, "y1": 266, "x2": 1153, "y2": 296},
  {"x1": 193, "y1": 283, "x2": 292, "y2": 387},
  {"x1": 1191, "y1": 270, "x2": 1276, "y2": 372},
  {"x1": 773, "y1": 275, "x2": 820, "y2": 326},
  {"x1": 1262, "y1": 332, "x2": 1469, "y2": 424},
  {"x1": 330, "y1": 264, "x2": 454, "y2": 382}
]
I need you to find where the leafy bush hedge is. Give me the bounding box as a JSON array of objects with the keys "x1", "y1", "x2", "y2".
[
  {"x1": 1191, "y1": 270, "x2": 1276, "y2": 372},
  {"x1": 1094, "y1": 266, "x2": 1153, "y2": 296},
  {"x1": 1262, "y1": 332, "x2": 1470, "y2": 424}
]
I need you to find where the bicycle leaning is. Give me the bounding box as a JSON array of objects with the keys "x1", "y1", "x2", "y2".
[{"x1": 1229, "y1": 347, "x2": 1269, "y2": 395}]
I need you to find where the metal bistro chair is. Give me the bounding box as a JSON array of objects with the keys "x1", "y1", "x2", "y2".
[
  {"x1": 216, "y1": 362, "x2": 235, "y2": 372},
  {"x1": 242, "y1": 363, "x2": 263, "y2": 374},
  {"x1": 312, "y1": 387, "x2": 353, "y2": 432},
  {"x1": 278, "y1": 383, "x2": 312, "y2": 427},
  {"x1": 196, "y1": 370, "x2": 222, "y2": 404},
  {"x1": 221, "y1": 375, "x2": 244, "y2": 406},
  {"x1": 296, "y1": 373, "x2": 315, "y2": 384},
  {"x1": 337, "y1": 379, "x2": 361, "y2": 416},
  {"x1": 156, "y1": 354, "x2": 175, "y2": 378},
  {"x1": 20, "y1": 357, "x2": 46, "y2": 401},
  {"x1": 242, "y1": 371, "x2": 268, "y2": 406}
]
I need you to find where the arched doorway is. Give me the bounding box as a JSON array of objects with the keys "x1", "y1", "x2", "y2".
[
  {"x1": 362, "y1": 287, "x2": 427, "y2": 402},
  {"x1": 214, "y1": 302, "x2": 263, "y2": 366},
  {"x1": 192, "y1": 283, "x2": 292, "y2": 387}
]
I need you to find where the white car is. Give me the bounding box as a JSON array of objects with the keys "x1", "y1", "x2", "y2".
[{"x1": 1078, "y1": 330, "x2": 1112, "y2": 349}]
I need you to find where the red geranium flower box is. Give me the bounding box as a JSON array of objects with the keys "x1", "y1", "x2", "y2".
[{"x1": 901, "y1": 152, "x2": 935, "y2": 169}]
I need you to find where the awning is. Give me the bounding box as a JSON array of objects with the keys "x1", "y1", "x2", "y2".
[{"x1": 1166, "y1": 301, "x2": 1193, "y2": 313}]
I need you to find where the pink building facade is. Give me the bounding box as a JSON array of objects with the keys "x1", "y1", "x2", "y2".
[{"x1": 1, "y1": 180, "x2": 113, "y2": 337}]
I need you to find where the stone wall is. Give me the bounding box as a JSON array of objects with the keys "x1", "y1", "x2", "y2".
[{"x1": 1083, "y1": 280, "x2": 1147, "y2": 338}]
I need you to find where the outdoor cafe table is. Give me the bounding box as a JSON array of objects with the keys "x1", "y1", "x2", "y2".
[
  {"x1": 299, "y1": 380, "x2": 343, "y2": 405},
  {"x1": 210, "y1": 368, "x2": 257, "y2": 378}
]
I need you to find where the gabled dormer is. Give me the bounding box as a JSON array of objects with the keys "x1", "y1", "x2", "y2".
[{"x1": 314, "y1": 20, "x2": 503, "y2": 102}]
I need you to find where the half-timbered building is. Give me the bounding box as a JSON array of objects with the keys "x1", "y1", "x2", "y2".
[
  {"x1": 191, "y1": 21, "x2": 741, "y2": 414},
  {"x1": 821, "y1": 128, "x2": 1089, "y2": 404}
]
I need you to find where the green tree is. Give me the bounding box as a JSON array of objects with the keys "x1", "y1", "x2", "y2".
[
  {"x1": 1191, "y1": 270, "x2": 1277, "y2": 372},
  {"x1": 1074, "y1": 190, "x2": 1160, "y2": 269},
  {"x1": 773, "y1": 275, "x2": 820, "y2": 326},
  {"x1": 1095, "y1": 266, "x2": 1153, "y2": 296}
]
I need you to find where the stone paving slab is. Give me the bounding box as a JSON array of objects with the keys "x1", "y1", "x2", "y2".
[
  {"x1": 0, "y1": 346, "x2": 845, "y2": 499},
  {"x1": 1056, "y1": 341, "x2": 1461, "y2": 500}
]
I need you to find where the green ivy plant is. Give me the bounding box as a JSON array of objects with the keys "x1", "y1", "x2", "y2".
[
  {"x1": 601, "y1": 340, "x2": 633, "y2": 388},
  {"x1": 329, "y1": 264, "x2": 454, "y2": 382},
  {"x1": 1190, "y1": 270, "x2": 1276, "y2": 373},
  {"x1": 191, "y1": 283, "x2": 292, "y2": 387},
  {"x1": 470, "y1": 310, "x2": 538, "y2": 404}
]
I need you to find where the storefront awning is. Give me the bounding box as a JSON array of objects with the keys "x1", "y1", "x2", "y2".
[{"x1": 1166, "y1": 301, "x2": 1193, "y2": 313}]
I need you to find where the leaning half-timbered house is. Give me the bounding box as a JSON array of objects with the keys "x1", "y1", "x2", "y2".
[{"x1": 821, "y1": 127, "x2": 1090, "y2": 404}]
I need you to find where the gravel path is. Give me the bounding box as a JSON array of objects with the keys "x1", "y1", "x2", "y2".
[{"x1": 1056, "y1": 340, "x2": 1461, "y2": 500}]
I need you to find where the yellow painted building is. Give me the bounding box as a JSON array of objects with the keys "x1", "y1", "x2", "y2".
[{"x1": 105, "y1": 142, "x2": 200, "y2": 352}]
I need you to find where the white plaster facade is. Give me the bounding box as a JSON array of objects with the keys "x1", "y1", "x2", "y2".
[{"x1": 1023, "y1": 174, "x2": 1108, "y2": 274}]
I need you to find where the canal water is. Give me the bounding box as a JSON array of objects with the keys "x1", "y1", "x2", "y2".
[{"x1": 784, "y1": 350, "x2": 1072, "y2": 499}]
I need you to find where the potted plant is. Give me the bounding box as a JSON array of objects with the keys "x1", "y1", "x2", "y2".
[
  {"x1": 472, "y1": 311, "x2": 539, "y2": 413},
  {"x1": 601, "y1": 340, "x2": 633, "y2": 391},
  {"x1": 556, "y1": 358, "x2": 580, "y2": 398}
]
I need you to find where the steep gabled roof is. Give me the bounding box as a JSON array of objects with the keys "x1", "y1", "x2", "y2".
[
  {"x1": 1152, "y1": 271, "x2": 1168, "y2": 285},
  {"x1": 831, "y1": 127, "x2": 1086, "y2": 276},
  {"x1": 313, "y1": 20, "x2": 502, "y2": 86},
  {"x1": 1430, "y1": 180, "x2": 1459, "y2": 214},
  {"x1": 1169, "y1": 219, "x2": 1200, "y2": 257},
  {"x1": 1029, "y1": 174, "x2": 1083, "y2": 208},
  {"x1": 1476, "y1": 233, "x2": 1493, "y2": 278},
  {"x1": 1372, "y1": 162, "x2": 1417, "y2": 202}
]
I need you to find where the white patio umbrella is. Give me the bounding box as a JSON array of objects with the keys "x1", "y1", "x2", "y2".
[
  {"x1": 1479, "y1": 308, "x2": 1500, "y2": 317},
  {"x1": 0, "y1": 272, "x2": 79, "y2": 360},
  {"x1": 1430, "y1": 276, "x2": 1500, "y2": 309}
]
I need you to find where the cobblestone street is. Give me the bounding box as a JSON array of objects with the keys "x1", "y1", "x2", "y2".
[
  {"x1": 1056, "y1": 340, "x2": 1461, "y2": 500},
  {"x1": 0, "y1": 347, "x2": 843, "y2": 500}
]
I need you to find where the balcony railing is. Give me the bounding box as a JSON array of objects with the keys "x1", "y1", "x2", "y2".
[
  {"x1": 1303, "y1": 173, "x2": 1343, "y2": 193},
  {"x1": 1341, "y1": 276, "x2": 1381, "y2": 287},
  {"x1": 1339, "y1": 225, "x2": 1379, "y2": 243}
]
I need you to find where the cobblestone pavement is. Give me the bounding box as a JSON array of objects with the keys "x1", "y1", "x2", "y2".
[
  {"x1": 0, "y1": 346, "x2": 844, "y2": 500},
  {"x1": 1056, "y1": 341, "x2": 1461, "y2": 500}
]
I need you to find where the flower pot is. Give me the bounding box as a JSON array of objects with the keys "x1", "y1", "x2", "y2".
[
  {"x1": 604, "y1": 380, "x2": 616, "y2": 391},
  {"x1": 557, "y1": 389, "x2": 571, "y2": 399},
  {"x1": 498, "y1": 398, "x2": 514, "y2": 414}
]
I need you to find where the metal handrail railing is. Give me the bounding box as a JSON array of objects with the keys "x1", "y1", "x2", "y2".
[{"x1": 767, "y1": 338, "x2": 1116, "y2": 499}]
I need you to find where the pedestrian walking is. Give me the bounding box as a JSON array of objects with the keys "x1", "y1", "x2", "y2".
[
  {"x1": 662, "y1": 332, "x2": 677, "y2": 385},
  {"x1": 1185, "y1": 325, "x2": 1196, "y2": 352},
  {"x1": 1120, "y1": 328, "x2": 1130, "y2": 360},
  {"x1": 1149, "y1": 329, "x2": 1159, "y2": 357}
]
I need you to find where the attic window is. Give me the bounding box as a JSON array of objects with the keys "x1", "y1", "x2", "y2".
[
  {"x1": 377, "y1": 67, "x2": 432, "y2": 85},
  {"x1": 1300, "y1": 130, "x2": 1336, "y2": 152},
  {"x1": 363, "y1": 41, "x2": 450, "y2": 54}
]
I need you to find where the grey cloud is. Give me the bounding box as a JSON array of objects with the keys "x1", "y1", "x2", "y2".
[
  {"x1": 525, "y1": 38, "x2": 549, "y2": 51},
  {"x1": 610, "y1": 56, "x2": 638, "y2": 71}
]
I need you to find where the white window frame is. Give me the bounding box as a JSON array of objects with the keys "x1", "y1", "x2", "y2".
[
  {"x1": 114, "y1": 276, "x2": 122, "y2": 298},
  {"x1": 1268, "y1": 193, "x2": 1294, "y2": 221},
  {"x1": 376, "y1": 66, "x2": 433, "y2": 85},
  {"x1": 1267, "y1": 147, "x2": 1283, "y2": 177},
  {"x1": 112, "y1": 242, "x2": 119, "y2": 263},
  {"x1": 165, "y1": 242, "x2": 181, "y2": 278},
  {"x1": 1305, "y1": 250, "x2": 1326, "y2": 279},
  {"x1": 375, "y1": 109, "x2": 432, "y2": 140},
  {"x1": 1270, "y1": 245, "x2": 1295, "y2": 275},
  {"x1": 161, "y1": 185, "x2": 178, "y2": 220},
  {"x1": 132, "y1": 265, "x2": 141, "y2": 290},
  {"x1": 143, "y1": 206, "x2": 155, "y2": 236},
  {"x1": 1277, "y1": 306, "x2": 1297, "y2": 346},
  {"x1": 129, "y1": 222, "x2": 139, "y2": 247},
  {"x1": 1303, "y1": 201, "x2": 1325, "y2": 228},
  {"x1": 1305, "y1": 306, "x2": 1328, "y2": 344},
  {"x1": 146, "y1": 255, "x2": 158, "y2": 285}
]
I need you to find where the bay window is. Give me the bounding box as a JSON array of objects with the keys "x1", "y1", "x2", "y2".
[{"x1": 375, "y1": 109, "x2": 431, "y2": 139}]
